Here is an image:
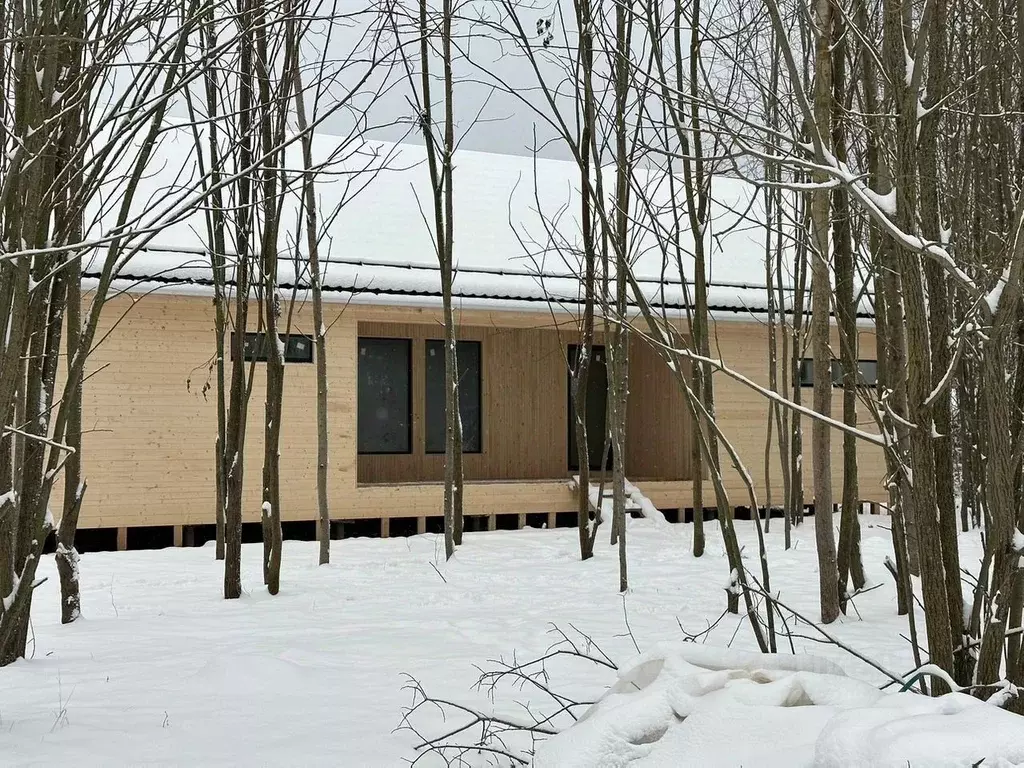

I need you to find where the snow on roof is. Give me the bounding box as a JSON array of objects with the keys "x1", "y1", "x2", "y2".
[{"x1": 86, "y1": 129, "x2": 871, "y2": 318}]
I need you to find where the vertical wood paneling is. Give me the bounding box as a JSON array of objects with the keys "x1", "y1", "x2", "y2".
[
  {"x1": 356, "y1": 322, "x2": 570, "y2": 482},
  {"x1": 626, "y1": 337, "x2": 692, "y2": 480},
  {"x1": 356, "y1": 322, "x2": 695, "y2": 485}
]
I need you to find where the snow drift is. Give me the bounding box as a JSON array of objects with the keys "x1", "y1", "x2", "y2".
[{"x1": 533, "y1": 643, "x2": 1024, "y2": 767}]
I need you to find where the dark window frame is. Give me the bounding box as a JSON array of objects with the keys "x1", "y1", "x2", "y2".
[
  {"x1": 799, "y1": 358, "x2": 878, "y2": 388},
  {"x1": 357, "y1": 337, "x2": 413, "y2": 456},
  {"x1": 232, "y1": 331, "x2": 313, "y2": 364},
  {"x1": 424, "y1": 339, "x2": 483, "y2": 455}
]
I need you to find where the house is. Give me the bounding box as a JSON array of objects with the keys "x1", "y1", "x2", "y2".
[{"x1": 67, "y1": 138, "x2": 886, "y2": 549}]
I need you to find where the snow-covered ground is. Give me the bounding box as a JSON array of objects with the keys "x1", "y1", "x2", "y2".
[{"x1": 0, "y1": 515, "x2": 1007, "y2": 766}]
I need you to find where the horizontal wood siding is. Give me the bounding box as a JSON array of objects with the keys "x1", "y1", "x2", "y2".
[
  {"x1": 60, "y1": 292, "x2": 884, "y2": 529},
  {"x1": 59, "y1": 293, "x2": 358, "y2": 528},
  {"x1": 707, "y1": 319, "x2": 887, "y2": 507}
]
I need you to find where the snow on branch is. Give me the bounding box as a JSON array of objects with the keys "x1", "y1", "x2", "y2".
[{"x1": 629, "y1": 326, "x2": 886, "y2": 446}]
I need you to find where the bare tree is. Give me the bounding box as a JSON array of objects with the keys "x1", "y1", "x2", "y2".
[
  {"x1": 1, "y1": 0, "x2": 210, "y2": 656},
  {"x1": 292, "y1": 60, "x2": 332, "y2": 566},
  {"x1": 747, "y1": 0, "x2": 1023, "y2": 695},
  {"x1": 188, "y1": 1, "x2": 394, "y2": 592},
  {"x1": 390, "y1": 0, "x2": 465, "y2": 559},
  {"x1": 807, "y1": 0, "x2": 841, "y2": 625},
  {"x1": 831, "y1": 0, "x2": 865, "y2": 604}
]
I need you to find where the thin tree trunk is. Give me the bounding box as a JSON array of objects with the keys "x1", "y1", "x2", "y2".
[
  {"x1": 811, "y1": 0, "x2": 840, "y2": 624},
  {"x1": 573, "y1": 0, "x2": 601, "y2": 561},
  {"x1": 789, "y1": 190, "x2": 810, "y2": 534},
  {"x1": 292, "y1": 65, "x2": 331, "y2": 566},
  {"x1": 56, "y1": 258, "x2": 85, "y2": 624},
  {"x1": 917, "y1": 0, "x2": 965, "y2": 681},
  {"x1": 832, "y1": 5, "x2": 865, "y2": 603},
  {"x1": 55, "y1": 42, "x2": 87, "y2": 619},
  {"x1": 883, "y1": 0, "x2": 957, "y2": 690},
  {"x1": 416, "y1": 0, "x2": 462, "y2": 558},
  {"x1": 611, "y1": 0, "x2": 631, "y2": 592},
  {"x1": 441, "y1": 0, "x2": 463, "y2": 549},
  {"x1": 224, "y1": 0, "x2": 257, "y2": 598},
  {"x1": 257, "y1": 0, "x2": 290, "y2": 596},
  {"x1": 194, "y1": 0, "x2": 230, "y2": 563}
]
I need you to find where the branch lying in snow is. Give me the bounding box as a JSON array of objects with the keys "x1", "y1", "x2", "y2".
[
  {"x1": 397, "y1": 676, "x2": 551, "y2": 766},
  {"x1": 474, "y1": 651, "x2": 596, "y2": 731},
  {"x1": 677, "y1": 608, "x2": 730, "y2": 644},
  {"x1": 896, "y1": 664, "x2": 1021, "y2": 707},
  {"x1": 397, "y1": 626, "x2": 618, "y2": 764}
]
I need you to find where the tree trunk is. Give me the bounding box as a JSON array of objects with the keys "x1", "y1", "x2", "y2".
[
  {"x1": 611, "y1": 0, "x2": 631, "y2": 592},
  {"x1": 573, "y1": 0, "x2": 601, "y2": 562},
  {"x1": 256, "y1": 0, "x2": 286, "y2": 596},
  {"x1": 882, "y1": 0, "x2": 958, "y2": 689},
  {"x1": 917, "y1": 0, "x2": 965, "y2": 681},
  {"x1": 56, "y1": 264, "x2": 85, "y2": 624},
  {"x1": 831, "y1": 4, "x2": 865, "y2": 605},
  {"x1": 788, "y1": 190, "x2": 810, "y2": 535},
  {"x1": 223, "y1": 277, "x2": 249, "y2": 600},
  {"x1": 292, "y1": 71, "x2": 331, "y2": 566},
  {"x1": 810, "y1": 0, "x2": 840, "y2": 624},
  {"x1": 416, "y1": 0, "x2": 462, "y2": 558},
  {"x1": 200, "y1": 2, "x2": 229, "y2": 563}
]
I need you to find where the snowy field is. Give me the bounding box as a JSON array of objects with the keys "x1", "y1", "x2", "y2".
[{"x1": 2, "y1": 515, "x2": 1016, "y2": 766}]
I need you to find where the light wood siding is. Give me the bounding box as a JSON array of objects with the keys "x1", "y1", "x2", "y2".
[
  {"x1": 60, "y1": 293, "x2": 359, "y2": 528},
  {"x1": 61, "y1": 292, "x2": 885, "y2": 529},
  {"x1": 706, "y1": 318, "x2": 886, "y2": 507}
]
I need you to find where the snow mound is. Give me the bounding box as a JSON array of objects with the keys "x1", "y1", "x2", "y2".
[
  {"x1": 533, "y1": 644, "x2": 1024, "y2": 767},
  {"x1": 816, "y1": 691, "x2": 1024, "y2": 767}
]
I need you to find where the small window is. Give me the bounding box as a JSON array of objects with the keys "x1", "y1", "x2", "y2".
[
  {"x1": 425, "y1": 340, "x2": 482, "y2": 454},
  {"x1": 358, "y1": 338, "x2": 412, "y2": 454},
  {"x1": 852, "y1": 360, "x2": 878, "y2": 387},
  {"x1": 799, "y1": 359, "x2": 878, "y2": 388},
  {"x1": 799, "y1": 358, "x2": 815, "y2": 387},
  {"x1": 233, "y1": 331, "x2": 313, "y2": 363}
]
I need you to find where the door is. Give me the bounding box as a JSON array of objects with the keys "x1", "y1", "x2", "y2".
[{"x1": 567, "y1": 344, "x2": 612, "y2": 472}]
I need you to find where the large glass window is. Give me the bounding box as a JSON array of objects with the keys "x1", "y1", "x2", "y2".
[
  {"x1": 425, "y1": 340, "x2": 482, "y2": 454},
  {"x1": 358, "y1": 338, "x2": 412, "y2": 454}
]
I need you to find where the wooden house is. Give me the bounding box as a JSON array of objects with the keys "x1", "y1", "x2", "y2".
[{"x1": 68, "y1": 139, "x2": 886, "y2": 548}]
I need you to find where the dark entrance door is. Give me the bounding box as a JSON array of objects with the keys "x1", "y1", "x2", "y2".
[{"x1": 567, "y1": 344, "x2": 612, "y2": 472}]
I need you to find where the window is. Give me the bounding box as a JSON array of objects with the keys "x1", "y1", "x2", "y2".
[
  {"x1": 799, "y1": 359, "x2": 816, "y2": 387},
  {"x1": 234, "y1": 332, "x2": 313, "y2": 364},
  {"x1": 567, "y1": 344, "x2": 612, "y2": 471},
  {"x1": 358, "y1": 338, "x2": 412, "y2": 454},
  {"x1": 425, "y1": 340, "x2": 482, "y2": 454},
  {"x1": 799, "y1": 359, "x2": 878, "y2": 388},
  {"x1": 852, "y1": 360, "x2": 878, "y2": 387}
]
